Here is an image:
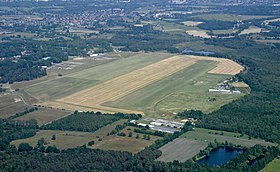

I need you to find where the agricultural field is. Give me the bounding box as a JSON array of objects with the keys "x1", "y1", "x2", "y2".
[
  {"x1": 15, "y1": 108, "x2": 71, "y2": 126},
  {"x1": 239, "y1": 26, "x2": 262, "y2": 35},
  {"x1": 182, "y1": 128, "x2": 276, "y2": 147},
  {"x1": 156, "y1": 138, "x2": 208, "y2": 162},
  {"x1": 261, "y1": 158, "x2": 280, "y2": 172}
]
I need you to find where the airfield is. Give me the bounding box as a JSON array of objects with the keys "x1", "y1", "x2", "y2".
[{"x1": 15, "y1": 52, "x2": 244, "y2": 119}]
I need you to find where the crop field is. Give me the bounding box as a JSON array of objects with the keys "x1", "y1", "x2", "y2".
[
  {"x1": 239, "y1": 26, "x2": 262, "y2": 35},
  {"x1": 156, "y1": 138, "x2": 208, "y2": 162},
  {"x1": 15, "y1": 108, "x2": 71, "y2": 126},
  {"x1": 21, "y1": 53, "x2": 245, "y2": 117},
  {"x1": 261, "y1": 158, "x2": 280, "y2": 172},
  {"x1": 12, "y1": 119, "x2": 126, "y2": 150},
  {"x1": 189, "y1": 55, "x2": 244, "y2": 75},
  {"x1": 182, "y1": 128, "x2": 276, "y2": 147}
]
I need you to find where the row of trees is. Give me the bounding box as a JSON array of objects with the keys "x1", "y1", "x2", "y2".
[
  {"x1": 41, "y1": 111, "x2": 141, "y2": 132},
  {"x1": 7, "y1": 107, "x2": 38, "y2": 120}
]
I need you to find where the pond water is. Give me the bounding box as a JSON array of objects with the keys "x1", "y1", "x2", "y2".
[{"x1": 197, "y1": 147, "x2": 243, "y2": 166}]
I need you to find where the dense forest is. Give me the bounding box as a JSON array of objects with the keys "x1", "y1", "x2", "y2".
[
  {"x1": 0, "y1": 143, "x2": 278, "y2": 172},
  {"x1": 196, "y1": 39, "x2": 280, "y2": 143},
  {"x1": 0, "y1": 119, "x2": 38, "y2": 151},
  {"x1": 197, "y1": 20, "x2": 236, "y2": 30},
  {"x1": 41, "y1": 111, "x2": 141, "y2": 132},
  {"x1": 0, "y1": 115, "x2": 278, "y2": 172}
]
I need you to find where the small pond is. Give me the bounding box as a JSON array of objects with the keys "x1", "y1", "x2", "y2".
[{"x1": 197, "y1": 147, "x2": 243, "y2": 166}]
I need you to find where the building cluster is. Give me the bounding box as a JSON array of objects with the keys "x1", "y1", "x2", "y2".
[
  {"x1": 209, "y1": 79, "x2": 241, "y2": 94},
  {"x1": 0, "y1": 9, "x2": 125, "y2": 29},
  {"x1": 131, "y1": 118, "x2": 188, "y2": 134}
]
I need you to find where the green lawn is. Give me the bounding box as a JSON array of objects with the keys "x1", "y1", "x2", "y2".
[
  {"x1": 106, "y1": 60, "x2": 243, "y2": 118},
  {"x1": 182, "y1": 128, "x2": 276, "y2": 147},
  {"x1": 261, "y1": 158, "x2": 280, "y2": 172}
]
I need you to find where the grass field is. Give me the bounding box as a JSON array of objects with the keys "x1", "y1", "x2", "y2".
[
  {"x1": 12, "y1": 130, "x2": 96, "y2": 150},
  {"x1": 53, "y1": 56, "x2": 196, "y2": 113},
  {"x1": 19, "y1": 52, "x2": 244, "y2": 117},
  {"x1": 15, "y1": 108, "x2": 71, "y2": 126},
  {"x1": 24, "y1": 53, "x2": 171, "y2": 102},
  {"x1": 94, "y1": 136, "x2": 158, "y2": 153},
  {"x1": 182, "y1": 128, "x2": 276, "y2": 147},
  {"x1": 156, "y1": 138, "x2": 208, "y2": 162},
  {"x1": 261, "y1": 158, "x2": 280, "y2": 172},
  {"x1": 93, "y1": 126, "x2": 162, "y2": 153},
  {"x1": 106, "y1": 60, "x2": 243, "y2": 118},
  {"x1": 0, "y1": 92, "x2": 29, "y2": 118},
  {"x1": 12, "y1": 119, "x2": 126, "y2": 150}
]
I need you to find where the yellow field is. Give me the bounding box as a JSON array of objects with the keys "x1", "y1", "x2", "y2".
[
  {"x1": 185, "y1": 30, "x2": 211, "y2": 38},
  {"x1": 40, "y1": 55, "x2": 244, "y2": 114},
  {"x1": 189, "y1": 55, "x2": 244, "y2": 75},
  {"x1": 181, "y1": 21, "x2": 204, "y2": 26},
  {"x1": 231, "y1": 82, "x2": 249, "y2": 88},
  {"x1": 239, "y1": 26, "x2": 262, "y2": 35}
]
